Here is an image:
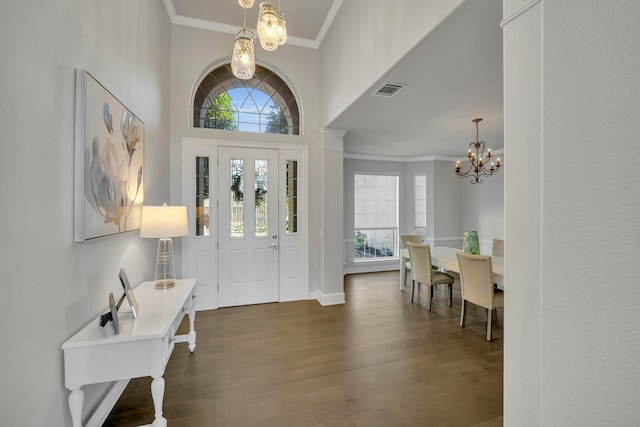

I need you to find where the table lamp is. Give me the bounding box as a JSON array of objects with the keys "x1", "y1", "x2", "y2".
[{"x1": 140, "y1": 204, "x2": 189, "y2": 289}]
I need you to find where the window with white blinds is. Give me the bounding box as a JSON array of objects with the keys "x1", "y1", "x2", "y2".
[{"x1": 353, "y1": 174, "x2": 399, "y2": 261}]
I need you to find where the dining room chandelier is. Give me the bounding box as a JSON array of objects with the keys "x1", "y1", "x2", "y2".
[
  {"x1": 231, "y1": 5, "x2": 256, "y2": 80},
  {"x1": 455, "y1": 118, "x2": 501, "y2": 184}
]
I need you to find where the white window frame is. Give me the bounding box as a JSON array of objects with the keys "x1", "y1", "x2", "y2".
[{"x1": 353, "y1": 173, "x2": 399, "y2": 262}]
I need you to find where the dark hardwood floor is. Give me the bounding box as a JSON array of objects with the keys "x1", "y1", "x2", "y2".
[{"x1": 104, "y1": 271, "x2": 503, "y2": 426}]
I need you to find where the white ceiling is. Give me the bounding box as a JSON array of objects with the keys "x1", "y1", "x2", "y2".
[
  {"x1": 164, "y1": 0, "x2": 504, "y2": 159},
  {"x1": 167, "y1": 0, "x2": 340, "y2": 48}
]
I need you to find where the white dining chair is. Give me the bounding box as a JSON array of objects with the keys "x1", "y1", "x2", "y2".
[
  {"x1": 456, "y1": 252, "x2": 504, "y2": 341},
  {"x1": 407, "y1": 242, "x2": 455, "y2": 310},
  {"x1": 400, "y1": 235, "x2": 421, "y2": 289}
]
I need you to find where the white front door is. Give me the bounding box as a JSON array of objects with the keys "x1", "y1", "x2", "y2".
[
  {"x1": 182, "y1": 140, "x2": 308, "y2": 310},
  {"x1": 217, "y1": 147, "x2": 279, "y2": 307}
]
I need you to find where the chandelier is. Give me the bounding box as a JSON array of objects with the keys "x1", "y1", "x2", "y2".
[
  {"x1": 276, "y1": 10, "x2": 287, "y2": 46},
  {"x1": 455, "y1": 118, "x2": 501, "y2": 184},
  {"x1": 231, "y1": 0, "x2": 287, "y2": 79},
  {"x1": 257, "y1": 2, "x2": 280, "y2": 51},
  {"x1": 231, "y1": 5, "x2": 255, "y2": 80}
]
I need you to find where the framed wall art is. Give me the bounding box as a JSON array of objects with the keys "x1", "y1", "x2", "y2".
[{"x1": 74, "y1": 69, "x2": 144, "y2": 241}]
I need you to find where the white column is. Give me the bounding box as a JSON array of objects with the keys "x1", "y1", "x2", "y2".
[
  {"x1": 503, "y1": 0, "x2": 640, "y2": 425},
  {"x1": 314, "y1": 128, "x2": 346, "y2": 305},
  {"x1": 501, "y1": 0, "x2": 543, "y2": 425}
]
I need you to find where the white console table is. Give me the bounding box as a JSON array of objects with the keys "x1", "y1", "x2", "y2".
[{"x1": 62, "y1": 278, "x2": 197, "y2": 427}]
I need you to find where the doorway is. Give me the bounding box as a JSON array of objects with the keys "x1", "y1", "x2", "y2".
[{"x1": 182, "y1": 139, "x2": 308, "y2": 310}]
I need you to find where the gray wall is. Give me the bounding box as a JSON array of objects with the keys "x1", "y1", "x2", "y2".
[
  {"x1": 462, "y1": 156, "x2": 505, "y2": 252},
  {"x1": 433, "y1": 160, "x2": 464, "y2": 247},
  {"x1": 344, "y1": 158, "x2": 407, "y2": 273},
  {"x1": 0, "y1": 1, "x2": 171, "y2": 425},
  {"x1": 344, "y1": 157, "x2": 504, "y2": 273},
  {"x1": 319, "y1": 0, "x2": 465, "y2": 125}
]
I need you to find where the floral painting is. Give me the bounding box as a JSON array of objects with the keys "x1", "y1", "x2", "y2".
[{"x1": 74, "y1": 70, "x2": 144, "y2": 241}]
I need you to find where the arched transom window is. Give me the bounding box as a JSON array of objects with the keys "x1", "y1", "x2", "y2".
[{"x1": 193, "y1": 63, "x2": 300, "y2": 135}]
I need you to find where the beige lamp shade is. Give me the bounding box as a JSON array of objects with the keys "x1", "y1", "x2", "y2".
[{"x1": 140, "y1": 205, "x2": 188, "y2": 238}]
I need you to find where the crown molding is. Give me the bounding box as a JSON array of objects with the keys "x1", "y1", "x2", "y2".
[
  {"x1": 163, "y1": 0, "x2": 343, "y2": 50},
  {"x1": 343, "y1": 153, "x2": 461, "y2": 163},
  {"x1": 315, "y1": 0, "x2": 343, "y2": 47}
]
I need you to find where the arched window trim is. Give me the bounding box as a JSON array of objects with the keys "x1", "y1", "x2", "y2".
[{"x1": 191, "y1": 59, "x2": 303, "y2": 136}]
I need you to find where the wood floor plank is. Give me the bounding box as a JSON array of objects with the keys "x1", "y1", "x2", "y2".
[{"x1": 104, "y1": 271, "x2": 503, "y2": 426}]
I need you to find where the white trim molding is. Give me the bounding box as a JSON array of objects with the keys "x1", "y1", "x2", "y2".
[
  {"x1": 162, "y1": 0, "x2": 343, "y2": 49},
  {"x1": 316, "y1": 290, "x2": 346, "y2": 306},
  {"x1": 343, "y1": 151, "x2": 503, "y2": 162},
  {"x1": 500, "y1": 0, "x2": 542, "y2": 28}
]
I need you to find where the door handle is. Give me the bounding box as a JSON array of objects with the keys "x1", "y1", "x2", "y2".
[{"x1": 269, "y1": 243, "x2": 278, "y2": 249}]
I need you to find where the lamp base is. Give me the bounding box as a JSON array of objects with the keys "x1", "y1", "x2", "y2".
[
  {"x1": 154, "y1": 237, "x2": 176, "y2": 291},
  {"x1": 155, "y1": 279, "x2": 175, "y2": 290}
]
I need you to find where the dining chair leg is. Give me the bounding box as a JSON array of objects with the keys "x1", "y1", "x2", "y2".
[
  {"x1": 486, "y1": 309, "x2": 493, "y2": 341},
  {"x1": 427, "y1": 284, "x2": 433, "y2": 311},
  {"x1": 410, "y1": 279, "x2": 415, "y2": 303},
  {"x1": 460, "y1": 300, "x2": 467, "y2": 326},
  {"x1": 448, "y1": 284, "x2": 453, "y2": 307}
]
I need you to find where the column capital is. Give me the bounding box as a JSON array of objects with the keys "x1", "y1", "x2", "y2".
[{"x1": 315, "y1": 128, "x2": 347, "y2": 138}]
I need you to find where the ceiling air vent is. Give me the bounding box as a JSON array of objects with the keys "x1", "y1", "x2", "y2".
[{"x1": 373, "y1": 82, "x2": 407, "y2": 97}]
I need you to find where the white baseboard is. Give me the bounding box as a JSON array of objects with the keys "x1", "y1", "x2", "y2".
[
  {"x1": 344, "y1": 264, "x2": 399, "y2": 275},
  {"x1": 85, "y1": 379, "x2": 129, "y2": 427},
  {"x1": 316, "y1": 290, "x2": 345, "y2": 305}
]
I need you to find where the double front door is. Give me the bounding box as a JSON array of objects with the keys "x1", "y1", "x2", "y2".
[{"x1": 182, "y1": 141, "x2": 307, "y2": 310}]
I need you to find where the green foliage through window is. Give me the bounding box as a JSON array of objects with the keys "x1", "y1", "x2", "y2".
[
  {"x1": 266, "y1": 103, "x2": 289, "y2": 134},
  {"x1": 204, "y1": 93, "x2": 236, "y2": 130}
]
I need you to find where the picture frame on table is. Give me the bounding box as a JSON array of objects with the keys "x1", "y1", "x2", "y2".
[
  {"x1": 109, "y1": 293, "x2": 120, "y2": 335},
  {"x1": 119, "y1": 268, "x2": 139, "y2": 318}
]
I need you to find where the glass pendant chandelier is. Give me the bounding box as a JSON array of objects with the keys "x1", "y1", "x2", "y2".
[
  {"x1": 257, "y1": 2, "x2": 280, "y2": 51},
  {"x1": 238, "y1": 0, "x2": 254, "y2": 8},
  {"x1": 231, "y1": 4, "x2": 255, "y2": 80},
  {"x1": 276, "y1": 11, "x2": 287, "y2": 45},
  {"x1": 454, "y1": 118, "x2": 501, "y2": 184},
  {"x1": 231, "y1": 28, "x2": 255, "y2": 80}
]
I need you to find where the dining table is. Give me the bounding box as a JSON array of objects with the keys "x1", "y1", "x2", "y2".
[{"x1": 400, "y1": 246, "x2": 504, "y2": 289}]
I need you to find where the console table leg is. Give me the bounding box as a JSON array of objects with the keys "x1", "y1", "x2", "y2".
[
  {"x1": 150, "y1": 376, "x2": 167, "y2": 427},
  {"x1": 68, "y1": 388, "x2": 84, "y2": 427},
  {"x1": 188, "y1": 305, "x2": 197, "y2": 353}
]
